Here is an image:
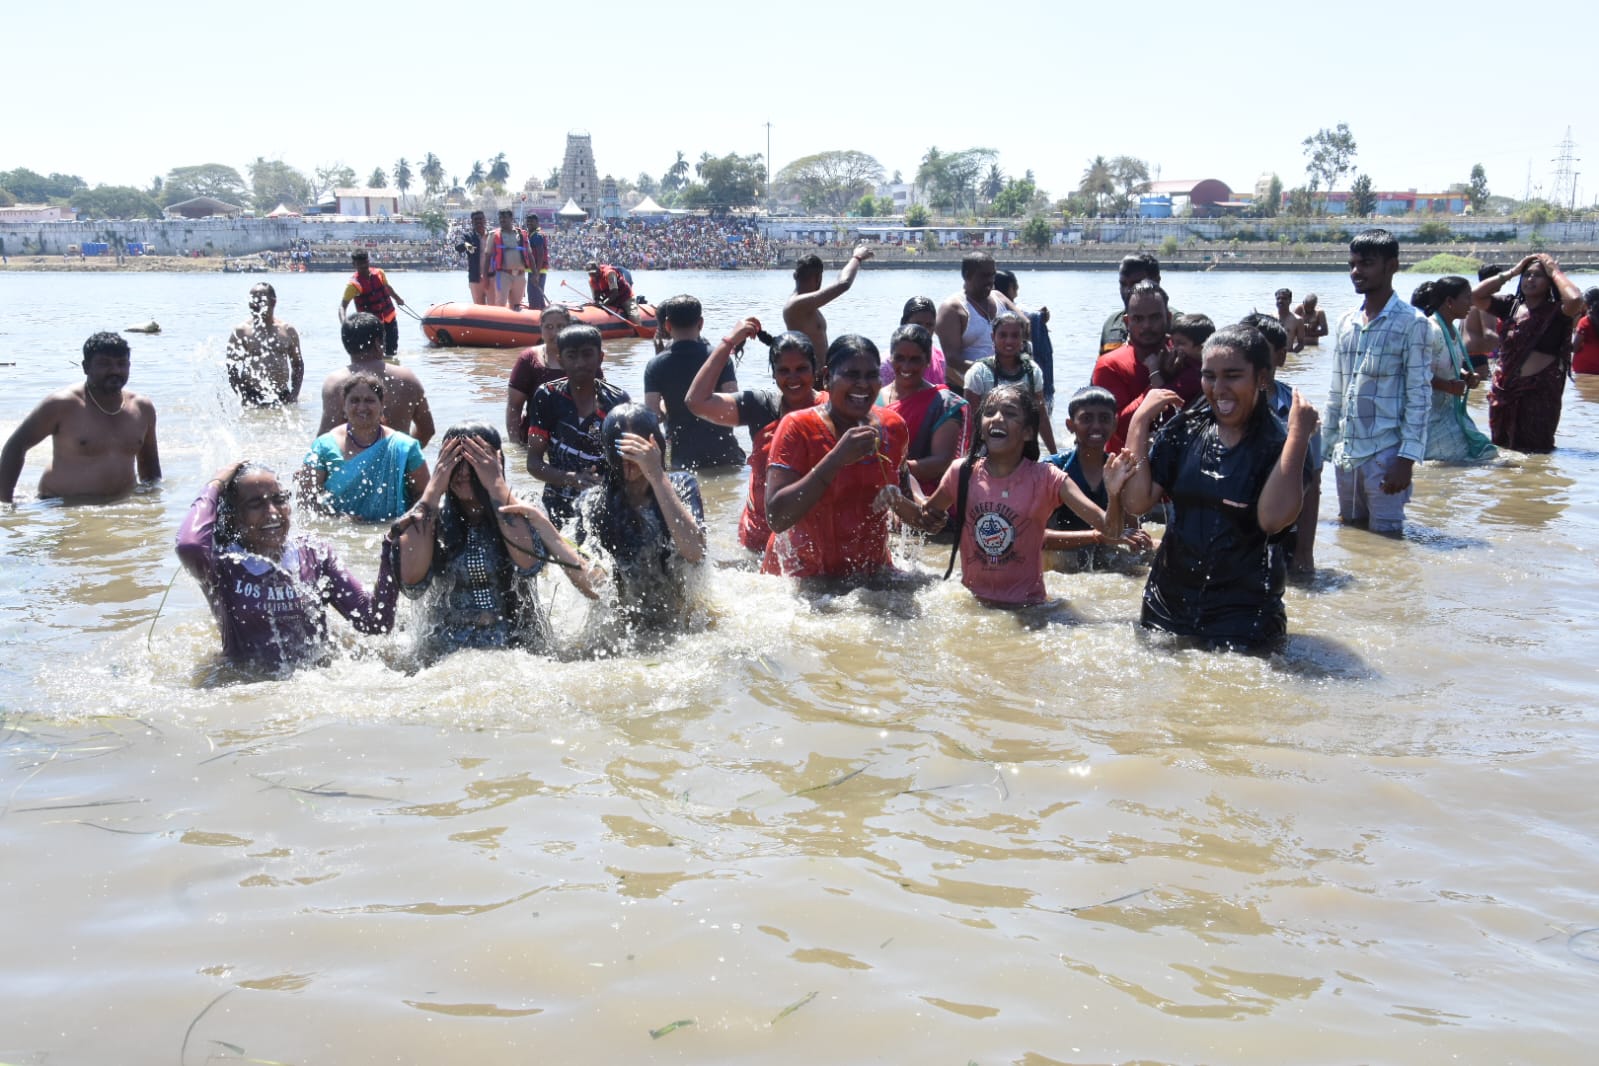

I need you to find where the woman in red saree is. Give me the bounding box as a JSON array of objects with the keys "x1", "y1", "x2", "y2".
[
  {"x1": 1472, "y1": 254, "x2": 1586, "y2": 452},
  {"x1": 876, "y1": 323, "x2": 966, "y2": 496}
]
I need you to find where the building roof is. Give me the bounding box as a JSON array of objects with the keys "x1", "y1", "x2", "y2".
[
  {"x1": 164, "y1": 196, "x2": 244, "y2": 218},
  {"x1": 333, "y1": 188, "x2": 399, "y2": 199}
]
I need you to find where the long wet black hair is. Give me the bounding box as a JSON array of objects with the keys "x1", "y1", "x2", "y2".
[
  {"x1": 215, "y1": 462, "x2": 277, "y2": 550},
  {"x1": 976, "y1": 384, "x2": 1043, "y2": 463},
  {"x1": 595, "y1": 404, "x2": 671, "y2": 566}
]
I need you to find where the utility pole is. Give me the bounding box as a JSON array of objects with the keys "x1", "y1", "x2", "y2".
[{"x1": 763, "y1": 122, "x2": 772, "y2": 214}]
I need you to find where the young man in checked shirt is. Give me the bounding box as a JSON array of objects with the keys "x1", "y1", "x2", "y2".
[{"x1": 1323, "y1": 229, "x2": 1432, "y2": 535}]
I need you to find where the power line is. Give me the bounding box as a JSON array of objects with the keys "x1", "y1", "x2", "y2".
[{"x1": 1551, "y1": 127, "x2": 1580, "y2": 211}]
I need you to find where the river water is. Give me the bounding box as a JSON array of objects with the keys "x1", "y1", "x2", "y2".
[{"x1": 2, "y1": 266, "x2": 1596, "y2": 1064}]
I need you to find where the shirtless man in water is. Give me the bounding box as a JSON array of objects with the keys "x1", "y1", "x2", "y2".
[
  {"x1": 1460, "y1": 264, "x2": 1506, "y2": 373},
  {"x1": 1275, "y1": 288, "x2": 1304, "y2": 353},
  {"x1": 0, "y1": 332, "x2": 161, "y2": 504},
  {"x1": 783, "y1": 243, "x2": 873, "y2": 361},
  {"x1": 934, "y1": 251, "x2": 1015, "y2": 390},
  {"x1": 1292, "y1": 292, "x2": 1329, "y2": 348},
  {"x1": 226, "y1": 282, "x2": 303, "y2": 405},
  {"x1": 317, "y1": 312, "x2": 434, "y2": 445}
]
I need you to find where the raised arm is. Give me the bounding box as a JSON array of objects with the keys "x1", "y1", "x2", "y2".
[
  {"x1": 620, "y1": 433, "x2": 706, "y2": 565},
  {"x1": 1117, "y1": 389, "x2": 1183, "y2": 515},
  {"x1": 789, "y1": 246, "x2": 872, "y2": 316},
  {"x1": 1257, "y1": 391, "x2": 1318, "y2": 534},
  {"x1": 686, "y1": 317, "x2": 761, "y2": 427}
]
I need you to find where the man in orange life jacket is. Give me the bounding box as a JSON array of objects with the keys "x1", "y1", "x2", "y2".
[
  {"x1": 586, "y1": 260, "x2": 636, "y2": 320},
  {"x1": 486, "y1": 209, "x2": 535, "y2": 310},
  {"x1": 339, "y1": 250, "x2": 406, "y2": 358}
]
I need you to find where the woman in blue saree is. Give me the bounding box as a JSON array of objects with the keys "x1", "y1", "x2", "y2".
[
  {"x1": 301, "y1": 371, "x2": 429, "y2": 520},
  {"x1": 1411, "y1": 278, "x2": 1496, "y2": 464}
]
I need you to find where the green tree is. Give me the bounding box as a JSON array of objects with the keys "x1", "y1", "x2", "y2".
[
  {"x1": 1348, "y1": 173, "x2": 1376, "y2": 218},
  {"x1": 465, "y1": 161, "x2": 485, "y2": 189},
  {"x1": 488, "y1": 153, "x2": 510, "y2": 185},
  {"x1": 1108, "y1": 156, "x2": 1151, "y2": 215},
  {"x1": 636, "y1": 172, "x2": 657, "y2": 196},
  {"x1": 0, "y1": 168, "x2": 86, "y2": 202},
  {"x1": 904, "y1": 203, "x2": 930, "y2": 227},
  {"x1": 1285, "y1": 186, "x2": 1315, "y2": 217},
  {"x1": 981, "y1": 163, "x2": 1006, "y2": 204},
  {"x1": 1260, "y1": 174, "x2": 1283, "y2": 217},
  {"x1": 545, "y1": 167, "x2": 561, "y2": 190},
  {"x1": 661, "y1": 151, "x2": 690, "y2": 193},
  {"x1": 917, "y1": 146, "x2": 996, "y2": 213},
  {"x1": 990, "y1": 177, "x2": 1038, "y2": 218},
  {"x1": 420, "y1": 153, "x2": 444, "y2": 197},
  {"x1": 247, "y1": 157, "x2": 312, "y2": 212},
  {"x1": 695, "y1": 152, "x2": 765, "y2": 213},
  {"x1": 1077, "y1": 156, "x2": 1114, "y2": 216},
  {"x1": 775, "y1": 149, "x2": 885, "y2": 215},
  {"x1": 0, "y1": 187, "x2": 14, "y2": 207},
  {"x1": 162, "y1": 163, "x2": 247, "y2": 206},
  {"x1": 1303, "y1": 123, "x2": 1358, "y2": 213},
  {"x1": 1416, "y1": 219, "x2": 1452, "y2": 242},
  {"x1": 855, "y1": 194, "x2": 878, "y2": 217},
  {"x1": 393, "y1": 158, "x2": 413, "y2": 205},
  {"x1": 1021, "y1": 215, "x2": 1053, "y2": 251},
  {"x1": 71, "y1": 185, "x2": 162, "y2": 219},
  {"x1": 1468, "y1": 164, "x2": 1490, "y2": 213},
  {"x1": 419, "y1": 207, "x2": 448, "y2": 237},
  {"x1": 312, "y1": 163, "x2": 357, "y2": 201},
  {"x1": 368, "y1": 167, "x2": 388, "y2": 189}
]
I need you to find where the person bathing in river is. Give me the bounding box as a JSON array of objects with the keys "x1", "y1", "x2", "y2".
[
  {"x1": 783, "y1": 244, "x2": 873, "y2": 365},
  {"x1": 878, "y1": 296, "x2": 948, "y2": 389},
  {"x1": 226, "y1": 283, "x2": 303, "y2": 406},
  {"x1": 644, "y1": 294, "x2": 745, "y2": 470},
  {"x1": 1408, "y1": 278, "x2": 1495, "y2": 464},
  {"x1": 1114, "y1": 324, "x2": 1320, "y2": 651},
  {"x1": 0, "y1": 331, "x2": 161, "y2": 505},
  {"x1": 1241, "y1": 312, "x2": 1324, "y2": 577},
  {"x1": 505, "y1": 304, "x2": 573, "y2": 444},
  {"x1": 963, "y1": 310, "x2": 1056, "y2": 454},
  {"x1": 1461, "y1": 264, "x2": 1508, "y2": 373},
  {"x1": 525, "y1": 324, "x2": 632, "y2": 527},
  {"x1": 176, "y1": 461, "x2": 398, "y2": 671},
  {"x1": 907, "y1": 384, "x2": 1126, "y2": 608},
  {"x1": 763, "y1": 334, "x2": 924, "y2": 580},
  {"x1": 575, "y1": 405, "x2": 706, "y2": 634},
  {"x1": 684, "y1": 319, "x2": 823, "y2": 554},
  {"x1": 1292, "y1": 292, "x2": 1328, "y2": 348},
  {"x1": 1473, "y1": 253, "x2": 1585, "y2": 453},
  {"x1": 301, "y1": 372, "x2": 428, "y2": 522},
  {"x1": 390, "y1": 423, "x2": 594, "y2": 659},
  {"x1": 318, "y1": 312, "x2": 434, "y2": 446},
  {"x1": 877, "y1": 323, "x2": 966, "y2": 498},
  {"x1": 1043, "y1": 386, "x2": 1154, "y2": 573}
]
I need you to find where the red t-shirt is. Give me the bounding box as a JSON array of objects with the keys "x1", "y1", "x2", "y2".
[
  {"x1": 1573, "y1": 315, "x2": 1599, "y2": 375},
  {"x1": 937, "y1": 458, "x2": 1067, "y2": 605},
  {"x1": 1090, "y1": 343, "x2": 1203, "y2": 453},
  {"x1": 760, "y1": 406, "x2": 909, "y2": 578}
]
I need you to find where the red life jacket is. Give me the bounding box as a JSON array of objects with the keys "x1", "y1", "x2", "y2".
[
  {"x1": 349, "y1": 268, "x2": 396, "y2": 322},
  {"x1": 592, "y1": 264, "x2": 633, "y2": 303},
  {"x1": 487, "y1": 228, "x2": 533, "y2": 273}
]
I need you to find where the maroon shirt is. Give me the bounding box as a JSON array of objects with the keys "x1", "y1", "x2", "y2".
[{"x1": 1089, "y1": 343, "x2": 1203, "y2": 454}]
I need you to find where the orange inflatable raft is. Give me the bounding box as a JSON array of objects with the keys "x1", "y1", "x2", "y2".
[{"x1": 421, "y1": 301, "x2": 658, "y2": 348}]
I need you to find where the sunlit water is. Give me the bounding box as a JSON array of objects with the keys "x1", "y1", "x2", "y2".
[{"x1": 2, "y1": 266, "x2": 1597, "y2": 1064}]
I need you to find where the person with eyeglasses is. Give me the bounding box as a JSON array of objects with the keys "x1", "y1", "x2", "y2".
[{"x1": 176, "y1": 461, "x2": 400, "y2": 671}]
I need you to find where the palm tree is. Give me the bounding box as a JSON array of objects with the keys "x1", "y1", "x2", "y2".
[
  {"x1": 393, "y1": 158, "x2": 412, "y2": 209},
  {"x1": 662, "y1": 151, "x2": 690, "y2": 192},
  {"x1": 1078, "y1": 156, "x2": 1114, "y2": 216},
  {"x1": 420, "y1": 153, "x2": 444, "y2": 197},
  {"x1": 981, "y1": 163, "x2": 1006, "y2": 204},
  {"x1": 368, "y1": 167, "x2": 388, "y2": 189},
  {"x1": 695, "y1": 151, "x2": 712, "y2": 178},
  {"x1": 488, "y1": 153, "x2": 510, "y2": 185},
  {"x1": 465, "y1": 161, "x2": 485, "y2": 190}
]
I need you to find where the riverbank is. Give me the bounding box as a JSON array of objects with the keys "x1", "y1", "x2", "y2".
[{"x1": 0, "y1": 254, "x2": 226, "y2": 273}]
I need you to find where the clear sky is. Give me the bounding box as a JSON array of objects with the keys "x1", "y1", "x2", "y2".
[{"x1": 10, "y1": 0, "x2": 1591, "y2": 208}]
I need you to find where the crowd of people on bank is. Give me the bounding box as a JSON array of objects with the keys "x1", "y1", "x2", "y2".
[{"x1": 4, "y1": 230, "x2": 1596, "y2": 677}]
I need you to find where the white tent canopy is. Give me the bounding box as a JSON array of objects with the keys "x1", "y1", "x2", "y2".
[
  {"x1": 265, "y1": 203, "x2": 300, "y2": 218},
  {"x1": 628, "y1": 195, "x2": 668, "y2": 215},
  {"x1": 557, "y1": 198, "x2": 587, "y2": 219}
]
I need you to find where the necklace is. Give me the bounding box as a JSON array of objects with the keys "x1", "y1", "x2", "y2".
[
  {"x1": 87, "y1": 388, "x2": 124, "y2": 417},
  {"x1": 347, "y1": 424, "x2": 382, "y2": 449}
]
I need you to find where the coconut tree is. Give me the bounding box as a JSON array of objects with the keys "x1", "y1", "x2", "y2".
[
  {"x1": 393, "y1": 158, "x2": 412, "y2": 209},
  {"x1": 419, "y1": 153, "x2": 444, "y2": 197},
  {"x1": 487, "y1": 153, "x2": 510, "y2": 186},
  {"x1": 465, "y1": 161, "x2": 485, "y2": 190},
  {"x1": 1078, "y1": 156, "x2": 1114, "y2": 216}
]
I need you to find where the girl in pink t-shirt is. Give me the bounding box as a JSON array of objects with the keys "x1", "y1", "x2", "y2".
[{"x1": 913, "y1": 385, "x2": 1127, "y2": 606}]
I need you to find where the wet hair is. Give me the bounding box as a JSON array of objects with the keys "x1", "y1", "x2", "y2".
[
  {"x1": 470, "y1": 210, "x2": 485, "y2": 220},
  {"x1": 436, "y1": 422, "x2": 503, "y2": 546},
  {"x1": 899, "y1": 296, "x2": 936, "y2": 324},
  {"x1": 660, "y1": 294, "x2": 703, "y2": 328},
  {"x1": 1275, "y1": 288, "x2": 1292, "y2": 301},
  {"x1": 1125, "y1": 280, "x2": 1170, "y2": 309},
  {"x1": 350, "y1": 250, "x2": 369, "y2": 264},
  {"x1": 1410, "y1": 276, "x2": 1470, "y2": 316},
  {"x1": 1349, "y1": 228, "x2": 1399, "y2": 261},
  {"x1": 1204, "y1": 324, "x2": 1274, "y2": 375},
  {"x1": 960, "y1": 251, "x2": 996, "y2": 279},
  {"x1": 1170, "y1": 312, "x2": 1215, "y2": 347},
  {"x1": 1479, "y1": 263, "x2": 1508, "y2": 281},
  {"x1": 341, "y1": 370, "x2": 385, "y2": 401},
  {"x1": 83, "y1": 331, "x2": 129, "y2": 363},
  {"x1": 1118, "y1": 252, "x2": 1161, "y2": 280},
  {"x1": 251, "y1": 282, "x2": 276, "y2": 299},
  {"x1": 341, "y1": 311, "x2": 384, "y2": 355},
  {"x1": 557, "y1": 323, "x2": 603, "y2": 356},
  {"x1": 215, "y1": 461, "x2": 277, "y2": 549},
  {"x1": 1584, "y1": 286, "x2": 1599, "y2": 309},
  {"x1": 1240, "y1": 311, "x2": 1290, "y2": 354},
  {"x1": 990, "y1": 309, "x2": 1030, "y2": 335},
  {"x1": 889, "y1": 323, "x2": 933, "y2": 357},
  {"x1": 595, "y1": 404, "x2": 671, "y2": 562},
  {"x1": 539, "y1": 304, "x2": 573, "y2": 329},
  {"x1": 978, "y1": 384, "x2": 1043, "y2": 463},
  {"x1": 1301, "y1": 293, "x2": 1319, "y2": 306},
  {"x1": 993, "y1": 269, "x2": 1019, "y2": 298},
  {"x1": 1066, "y1": 384, "x2": 1117, "y2": 420},
  {"x1": 823, "y1": 333, "x2": 880, "y2": 374},
  {"x1": 794, "y1": 254, "x2": 824, "y2": 280},
  {"x1": 767, "y1": 330, "x2": 817, "y2": 374}
]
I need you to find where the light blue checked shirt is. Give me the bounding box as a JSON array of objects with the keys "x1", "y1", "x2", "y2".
[{"x1": 1324, "y1": 292, "x2": 1432, "y2": 467}]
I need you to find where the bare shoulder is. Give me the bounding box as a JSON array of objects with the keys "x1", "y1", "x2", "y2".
[{"x1": 129, "y1": 392, "x2": 158, "y2": 416}]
